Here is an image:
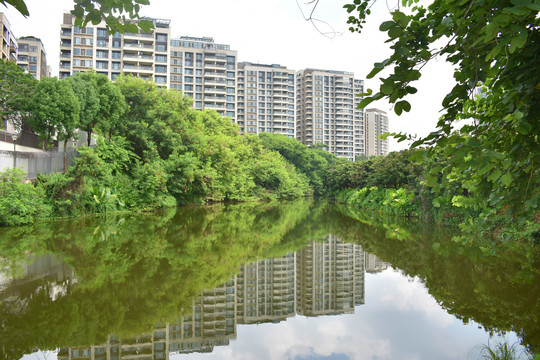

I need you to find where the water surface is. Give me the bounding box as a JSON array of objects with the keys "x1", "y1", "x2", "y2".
[{"x1": 1, "y1": 199, "x2": 538, "y2": 359}]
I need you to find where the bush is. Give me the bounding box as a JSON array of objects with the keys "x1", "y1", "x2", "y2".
[{"x1": 0, "y1": 168, "x2": 50, "y2": 226}]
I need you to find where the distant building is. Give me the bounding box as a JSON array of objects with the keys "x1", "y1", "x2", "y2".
[
  {"x1": 0, "y1": 13, "x2": 17, "y2": 62},
  {"x1": 59, "y1": 13, "x2": 172, "y2": 86},
  {"x1": 16, "y1": 36, "x2": 49, "y2": 79},
  {"x1": 236, "y1": 62, "x2": 295, "y2": 137},
  {"x1": 296, "y1": 69, "x2": 365, "y2": 161},
  {"x1": 365, "y1": 108, "x2": 389, "y2": 156},
  {"x1": 169, "y1": 36, "x2": 238, "y2": 121}
]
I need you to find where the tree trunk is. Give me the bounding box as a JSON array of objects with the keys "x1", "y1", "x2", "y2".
[
  {"x1": 63, "y1": 139, "x2": 68, "y2": 173},
  {"x1": 87, "y1": 125, "x2": 92, "y2": 147}
]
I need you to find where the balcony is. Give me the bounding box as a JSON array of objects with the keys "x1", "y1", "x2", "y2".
[{"x1": 124, "y1": 42, "x2": 154, "y2": 49}]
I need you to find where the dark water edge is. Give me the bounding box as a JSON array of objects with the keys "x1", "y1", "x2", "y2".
[{"x1": 1, "y1": 199, "x2": 538, "y2": 359}]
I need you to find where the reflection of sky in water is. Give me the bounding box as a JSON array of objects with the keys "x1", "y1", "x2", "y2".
[
  {"x1": 19, "y1": 269, "x2": 526, "y2": 360},
  {"x1": 169, "y1": 268, "x2": 523, "y2": 360}
]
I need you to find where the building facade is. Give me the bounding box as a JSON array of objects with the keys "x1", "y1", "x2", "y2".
[
  {"x1": 236, "y1": 62, "x2": 295, "y2": 137},
  {"x1": 0, "y1": 13, "x2": 17, "y2": 62},
  {"x1": 59, "y1": 13, "x2": 171, "y2": 86},
  {"x1": 169, "y1": 36, "x2": 237, "y2": 121},
  {"x1": 296, "y1": 69, "x2": 365, "y2": 161},
  {"x1": 364, "y1": 108, "x2": 389, "y2": 156},
  {"x1": 16, "y1": 36, "x2": 49, "y2": 79}
]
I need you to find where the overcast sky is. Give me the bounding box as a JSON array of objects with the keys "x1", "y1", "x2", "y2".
[{"x1": 2, "y1": 0, "x2": 456, "y2": 151}]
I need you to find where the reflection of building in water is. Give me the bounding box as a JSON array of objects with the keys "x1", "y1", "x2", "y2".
[
  {"x1": 365, "y1": 253, "x2": 389, "y2": 273},
  {"x1": 297, "y1": 235, "x2": 365, "y2": 316},
  {"x1": 0, "y1": 253, "x2": 74, "y2": 303},
  {"x1": 57, "y1": 237, "x2": 387, "y2": 359},
  {"x1": 168, "y1": 281, "x2": 237, "y2": 353},
  {"x1": 237, "y1": 253, "x2": 296, "y2": 324}
]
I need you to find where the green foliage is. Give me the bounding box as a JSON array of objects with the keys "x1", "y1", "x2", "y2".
[
  {"x1": 344, "y1": 0, "x2": 540, "y2": 241},
  {"x1": 0, "y1": 168, "x2": 50, "y2": 226},
  {"x1": 28, "y1": 77, "x2": 80, "y2": 149},
  {"x1": 328, "y1": 149, "x2": 424, "y2": 191},
  {"x1": 259, "y1": 132, "x2": 339, "y2": 195},
  {"x1": 68, "y1": 72, "x2": 126, "y2": 146},
  {"x1": 476, "y1": 342, "x2": 524, "y2": 360},
  {"x1": 1, "y1": 0, "x2": 29, "y2": 16},
  {"x1": 70, "y1": 0, "x2": 153, "y2": 34},
  {"x1": 0, "y1": 59, "x2": 37, "y2": 131},
  {"x1": 336, "y1": 187, "x2": 418, "y2": 218}
]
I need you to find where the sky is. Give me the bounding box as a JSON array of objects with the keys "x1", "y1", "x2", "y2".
[{"x1": 2, "y1": 0, "x2": 456, "y2": 151}]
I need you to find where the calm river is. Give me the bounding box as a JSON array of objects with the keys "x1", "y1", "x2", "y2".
[{"x1": 1, "y1": 199, "x2": 538, "y2": 360}]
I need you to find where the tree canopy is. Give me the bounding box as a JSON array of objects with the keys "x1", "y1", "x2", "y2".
[
  {"x1": 345, "y1": 0, "x2": 540, "y2": 231},
  {"x1": 0, "y1": 59, "x2": 36, "y2": 131}
]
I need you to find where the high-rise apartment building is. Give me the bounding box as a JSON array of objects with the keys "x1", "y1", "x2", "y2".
[
  {"x1": 365, "y1": 108, "x2": 389, "y2": 156},
  {"x1": 59, "y1": 13, "x2": 171, "y2": 86},
  {"x1": 0, "y1": 13, "x2": 17, "y2": 62},
  {"x1": 296, "y1": 69, "x2": 365, "y2": 161},
  {"x1": 169, "y1": 36, "x2": 237, "y2": 120},
  {"x1": 236, "y1": 62, "x2": 295, "y2": 137},
  {"x1": 16, "y1": 36, "x2": 49, "y2": 79}
]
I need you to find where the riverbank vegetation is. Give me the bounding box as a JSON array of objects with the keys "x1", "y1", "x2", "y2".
[
  {"x1": 0, "y1": 62, "x2": 341, "y2": 225},
  {"x1": 330, "y1": 148, "x2": 539, "y2": 249}
]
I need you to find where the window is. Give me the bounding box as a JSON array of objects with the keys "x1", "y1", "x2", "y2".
[
  {"x1": 97, "y1": 50, "x2": 108, "y2": 58},
  {"x1": 155, "y1": 75, "x2": 167, "y2": 84},
  {"x1": 29, "y1": 46, "x2": 38, "y2": 52},
  {"x1": 112, "y1": 62, "x2": 121, "y2": 70},
  {"x1": 96, "y1": 61, "x2": 108, "y2": 69},
  {"x1": 28, "y1": 56, "x2": 37, "y2": 62},
  {"x1": 155, "y1": 65, "x2": 167, "y2": 73},
  {"x1": 112, "y1": 51, "x2": 121, "y2": 59},
  {"x1": 184, "y1": 76, "x2": 193, "y2": 82},
  {"x1": 155, "y1": 54, "x2": 167, "y2": 63},
  {"x1": 97, "y1": 28, "x2": 107, "y2": 37}
]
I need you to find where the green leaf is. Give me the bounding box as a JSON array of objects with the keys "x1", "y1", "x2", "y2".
[
  {"x1": 138, "y1": 20, "x2": 155, "y2": 32},
  {"x1": 124, "y1": 23, "x2": 139, "y2": 33},
  {"x1": 388, "y1": 26, "x2": 403, "y2": 39},
  {"x1": 500, "y1": 173, "x2": 512, "y2": 186},
  {"x1": 380, "y1": 21, "x2": 395, "y2": 31},
  {"x1": 395, "y1": 100, "x2": 411, "y2": 113},
  {"x1": 516, "y1": 121, "x2": 532, "y2": 134},
  {"x1": 509, "y1": 31, "x2": 528, "y2": 53},
  {"x1": 358, "y1": 97, "x2": 376, "y2": 109},
  {"x1": 6, "y1": 0, "x2": 29, "y2": 16},
  {"x1": 502, "y1": 5, "x2": 531, "y2": 16},
  {"x1": 366, "y1": 66, "x2": 384, "y2": 79},
  {"x1": 381, "y1": 83, "x2": 394, "y2": 95},
  {"x1": 432, "y1": 198, "x2": 441, "y2": 208},
  {"x1": 487, "y1": 169, "x2": 502, "y2": 182}
]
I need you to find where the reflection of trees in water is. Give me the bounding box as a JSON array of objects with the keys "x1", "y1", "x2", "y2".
[
  {"x1": 334, "y1": 205, "x2": 540, "y2": 353},
  {"x1": 0, "y1": 199, "x2": 538, "y2": 356}
]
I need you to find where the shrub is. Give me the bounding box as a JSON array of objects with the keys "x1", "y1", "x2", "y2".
[{"x1": 0, "y1": 168, "x2": 50, "y2": 226}]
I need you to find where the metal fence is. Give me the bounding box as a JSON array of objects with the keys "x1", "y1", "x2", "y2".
[{"x1": 0, "y1": 149, "x2": 78, "y2": 178}]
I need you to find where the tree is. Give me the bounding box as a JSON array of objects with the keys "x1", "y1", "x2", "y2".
[
  {"x1": 68, "y1": 72, "x2": 126, "y2": 146},
  {"x1": 28, "y1": 77, "x2": 80, "y2": 159},
  {"x1": 1, "y1": 0, "x2": 153, "y2": 33},
  {"x1": 67, "y1": 73, "x2": 100, "y2": 146},
  {"x1": 0, "y1": 59, "x2": 37, "y2": 131},
  {"x1": 345, "y1": 0, "x2": 540, "y2": 233}
]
